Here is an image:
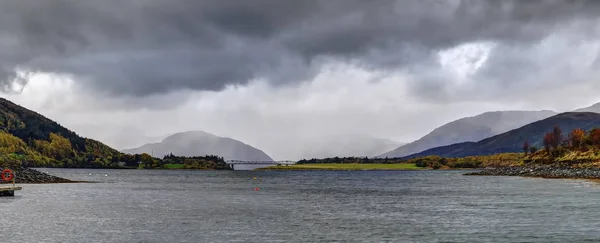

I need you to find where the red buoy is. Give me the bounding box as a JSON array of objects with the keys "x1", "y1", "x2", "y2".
[{"x1": 1, "y1": 169, "x2": 14, "y2": 181}]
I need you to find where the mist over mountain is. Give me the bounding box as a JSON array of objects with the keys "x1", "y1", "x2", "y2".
[
  {"x1": 122, "y1": 131, "x2": 273, "y2": 161},
  {"x1": 378, "y1": 110, "x2": 557, "y2": 158},
  {"x1": 575, "y1": 102, "x2": 600, "y2": 113}
]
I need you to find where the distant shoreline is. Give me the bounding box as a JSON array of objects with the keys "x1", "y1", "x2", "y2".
[{"x1": 255, "y1": 163, "x2": 425, "y2": 171}]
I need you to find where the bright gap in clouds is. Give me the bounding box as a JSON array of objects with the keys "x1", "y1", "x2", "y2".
[
  {"x1": 2, "y1": 68, "x2": 35, "y2": 94},
  {"x1": 6, "y1": 70, "x2": 78, "y2": 111},
  {"x1": 438, "y1": 41, "x2": 496, "y2": 83}
]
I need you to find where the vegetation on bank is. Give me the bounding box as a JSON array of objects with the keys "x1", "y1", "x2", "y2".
[
  {"x1": 293, "y1": 153, "x2": 525, "y2": 170},
  {"x1": 522, "y1": 125, "x2": 600, "y2": 168},
  {"x1": 258, "y1": 163, "x2": 422, "y2": 171},
  {"x1": 158, "y1": 153, "x2": 229, "y2": 170},
  {"x1": 414, "y1": 125, "x2": 600, "y2": 170},
  {"x1": 297, "y1": 156, "x2": 407, "y2": 164},
  {"x1": 407, "y1": 153, "x2": 524, "y2": 169}
]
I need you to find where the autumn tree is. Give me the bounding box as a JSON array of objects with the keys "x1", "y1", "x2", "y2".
[
  {"x1": 588, "y1": 128, "x2": 600, "y2": 147},
  {"x1": 522, "y1": 141, "x2": 530, "y2": 155},
  {"x1": 139, "y1": 153, "x2": 155, "y2": 168},
  {"x1": 543, "y1": 132, "x2": 553, "y2": 153},
  {"x1": 34, "y1": 139, "x2": 53, "y2": 157},
  {"x1": 569, "y1": 128, "x2": 586, "y2": 150},
  {"x1": 49, "y1": 133, "x2": 74, "y2": 160}
]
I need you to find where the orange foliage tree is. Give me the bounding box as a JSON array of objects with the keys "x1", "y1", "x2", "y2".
[
  {"x1": 588, "y1": 128, "x2": 600, "y2": 146},
  {"x1": 543, "y1": 132, "x2": 553, "y2": 153},
  {"x1": 569, "y1": 128, "x2": 586, "y2": 150},
  {"x1": 527, "y1": 126, "x2": 600, "y2": 157}
]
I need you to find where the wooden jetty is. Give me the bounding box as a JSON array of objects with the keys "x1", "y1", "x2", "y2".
[
  {"x1": 0, "y1": 168, "x2": 20, "y2": 196},
  {"x1": 0, "y1": 185, "x2": 21, "y2": 197}
]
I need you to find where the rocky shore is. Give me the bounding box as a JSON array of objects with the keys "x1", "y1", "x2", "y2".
[
  {"x1": 464, "y1": 166, "x2": 600, "y2": 179},
  {"x1": 1, "y1": 167, "x2": 82, "y2": 183}
]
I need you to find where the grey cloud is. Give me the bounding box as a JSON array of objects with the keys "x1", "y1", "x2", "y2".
[
  {"x1": 0, "y1": 67, "x2": 28, "y2": 93},
  {"x1": 1, "y1": 0, "x2": 600, "y2": 99}
]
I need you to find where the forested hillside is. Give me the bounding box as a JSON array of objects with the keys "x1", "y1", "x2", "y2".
[{"x1": 0, "y1": 98, "x2": 125, "y2": 167}]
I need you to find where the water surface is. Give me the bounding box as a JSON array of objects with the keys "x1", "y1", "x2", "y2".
[{"x1": 2, "y1": 169, "x2": 600, "y2": 242}]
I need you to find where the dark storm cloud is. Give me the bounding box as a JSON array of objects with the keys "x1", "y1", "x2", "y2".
[{"x1": 1, "y1": 0, "x2": 600, "y2": 96}]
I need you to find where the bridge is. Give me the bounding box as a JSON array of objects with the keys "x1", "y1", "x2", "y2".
[{"x1": 225, "y1": 160, "x2": 296, "y2": 170}]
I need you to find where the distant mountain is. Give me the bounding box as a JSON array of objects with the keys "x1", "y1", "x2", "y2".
[
  {"x1": 0, "y1": 98, "x2": 122, "y2": 168},
  {"x1": 378, "y1": 110, "x2": 557, "y2": 158},
  {"x1": 404, "y1": 112, "x2": 600, "y2": 159},
  {"x1": 122, "y1": 131, "x2": 274, "y2": 161},
  {"x1": 575, "y1": 102, "x2": 600, "y2": 113}
]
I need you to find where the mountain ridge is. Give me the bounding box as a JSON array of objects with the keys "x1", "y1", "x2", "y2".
[
  {"x1": 402, "y1": 112, "x2": 600, "y2": 159},
  {"x1": 575, "y1": 102, "x2": 600, "y2": 113},
  {"x1": 378, "y1": 110, "x2": 557, "y2": 158},
  {"x1": 122, "y1": 130, "x2": 274, "y2": 161}
]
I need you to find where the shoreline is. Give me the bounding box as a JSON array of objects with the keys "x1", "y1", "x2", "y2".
[
  {"x1": 464, "y1": 166, "x2": 600, "y2": 180},
  {"x1": 5, "y1": 167, "x2": 86, "y2": 184},
  {"x1": 15, "y1": 181, "x2": 91, "y2": 184}
]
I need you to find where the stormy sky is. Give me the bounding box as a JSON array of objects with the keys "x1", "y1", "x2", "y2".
[{"x1": 2, "y1": 0, "x2": 600, "y2": 160}]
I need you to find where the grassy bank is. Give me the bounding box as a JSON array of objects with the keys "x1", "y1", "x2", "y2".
[
  {"x1": 256, "y1": 163, "x2": 423, "y2": 171},
  {"x1": 162, "y1": 163, "x2": 186, "y2": 169}
]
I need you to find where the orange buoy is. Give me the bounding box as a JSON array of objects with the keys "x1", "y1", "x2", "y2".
[{"x1": 1, "y1": 169, "x2": 14, "y2": 181}]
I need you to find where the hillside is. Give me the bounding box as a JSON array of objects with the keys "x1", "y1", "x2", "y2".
[
  {"x1": 0, "y1": 98, "x2": 129, "y2": 168},
  {"x1": 122, "y1": 131, "x2": 274, "y2": 161},
  {"x1": 378, "y1": 110, "x2": 557, "y2": 158},
  {"x1": 403, "y1": 112, "x2": 600, "y2": 159},
  {"x1": 575, "y1": 102, "x2": 600, "y2": 113}
]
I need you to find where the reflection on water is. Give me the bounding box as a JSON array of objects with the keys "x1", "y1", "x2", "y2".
[
  {"x1": 2, "y1": 169, "x2": 600, "y2": 242},
  {"x1": 232, "y1": 164, "x2": 271, "y2": 171}
]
